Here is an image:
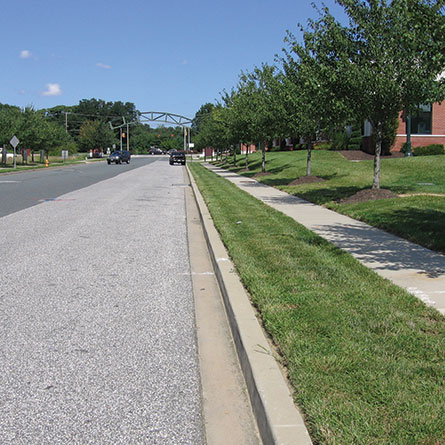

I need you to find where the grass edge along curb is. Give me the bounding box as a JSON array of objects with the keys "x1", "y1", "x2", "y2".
[
  {"x1": 187, "y1": 165, "x2": 312, "y2": 445},
  {"x1": 188, "y1": 162, "x2": 445, "y2": 444}
]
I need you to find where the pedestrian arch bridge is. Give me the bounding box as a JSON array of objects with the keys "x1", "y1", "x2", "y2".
[
  {"x1": 109, "y1": 112, "x2": 192, "y2": 129},
  {"x1": 139, "y1": 111, "x2": 192, "y2": 127}
]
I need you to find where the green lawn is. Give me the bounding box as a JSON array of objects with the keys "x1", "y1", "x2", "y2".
[
  {"x1": 213, "y1": 151, "x2": 445, "y2": 253},
  {"x1": 0, "y1": 155, "x2": 102, "y2": 173},
  {"x1": 189, "y1": 162, "x2": 445, "y2": 444}
]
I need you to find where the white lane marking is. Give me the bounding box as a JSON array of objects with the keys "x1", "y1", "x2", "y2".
[{"x1": 0, "y1": 180, "x2": 20, "y2": 183}]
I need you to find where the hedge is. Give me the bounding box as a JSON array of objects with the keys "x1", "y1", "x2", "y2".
[{"x1": 413, "y1": 144, "x2": 444, "y2": 156}]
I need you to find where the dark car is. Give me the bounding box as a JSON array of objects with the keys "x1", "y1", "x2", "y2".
[
  {"x1": 169, "y1": 151, "x2": 186, "y2": 165},
  {"x1": 107, "y1": 150, "x2": 131, "y2": 164},
  {"x1": 149, "y1": 148, "x2": 164, "y2": 155}
]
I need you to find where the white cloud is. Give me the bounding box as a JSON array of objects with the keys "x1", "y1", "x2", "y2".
[
  {"x1": 42, "y1": 83, "x2": 62, "y2": 96},
  {"x1": 20, "y1": 50, "x2": 32, "y2": 59},
  {"x1": 96, "y1": 62, "x2": 112, "y2": 69}
]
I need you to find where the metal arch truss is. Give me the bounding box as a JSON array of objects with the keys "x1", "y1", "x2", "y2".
[{"x1": 139, "y1": 111, "x2": 192, "y2": 127}]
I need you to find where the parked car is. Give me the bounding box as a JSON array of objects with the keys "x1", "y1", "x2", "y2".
[
  {"x1": 169, "y1": 151, "x2": 186, "y2": 165},
  {"x1": 107, "y1": 150, "x2": 131, "y2": 164}
]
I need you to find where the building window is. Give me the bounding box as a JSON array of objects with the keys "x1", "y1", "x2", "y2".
[{"x1": 409, "y1": 104, "x2": 432, "y2": 134}]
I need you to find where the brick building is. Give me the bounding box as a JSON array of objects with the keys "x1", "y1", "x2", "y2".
[{"x1": 393, "y1": 102, "x2": 445, "y2": 152}]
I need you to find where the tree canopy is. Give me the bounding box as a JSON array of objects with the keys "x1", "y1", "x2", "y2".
[{"x1": 192, "y1": 0, "x2": 445, "y2": 187}]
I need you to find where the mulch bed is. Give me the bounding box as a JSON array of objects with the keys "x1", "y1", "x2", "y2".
[
  {"x1": 288, "y1": 175, "x2": 325, "y2": 185},
  {"x1": 340, "y1": 188, "x2": 398, "y2": 204},
  {"x1": 339, "y1": 150, "x2": 404, "y2": 161}
]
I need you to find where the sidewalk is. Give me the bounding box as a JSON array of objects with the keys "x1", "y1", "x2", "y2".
[{"x1": 204, "y1": 164, "x2": 445, "y2": 315}]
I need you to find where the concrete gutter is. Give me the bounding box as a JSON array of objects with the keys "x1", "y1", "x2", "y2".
[{"x1": 187, "y1": 166, "x2": 312, "y2": 445}]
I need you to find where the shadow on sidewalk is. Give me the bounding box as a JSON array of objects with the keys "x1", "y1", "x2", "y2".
[{"x1": 310, "y1": 222, "x2": 445, "y2": 279}]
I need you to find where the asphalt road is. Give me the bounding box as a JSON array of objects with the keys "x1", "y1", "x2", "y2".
[
  {"x1": 0, "y1": 158, "x2": 204, "y2": 443},
  {"x1": 0, "y1": 156, "x2": 156, "y2": 217}
]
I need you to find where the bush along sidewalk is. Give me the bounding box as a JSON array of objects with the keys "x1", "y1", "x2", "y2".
[{"x1": 189, "y1": 163, "x2": 445, "y2": 445}]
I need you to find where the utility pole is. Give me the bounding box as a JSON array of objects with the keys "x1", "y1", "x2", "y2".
[
  {"x1": 184, "y1": 127, "x2": 187, "y2": 152},
  {"x1": 127, "y1": 123, "x2": 129, "y2": 151},
  {"x1": 65, "y1": 111, "x2": 68, "y2": 133}
]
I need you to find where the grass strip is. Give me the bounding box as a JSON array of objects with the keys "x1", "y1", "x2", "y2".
[
  {"x1": 189, "y1": 162, "x2": 445, "y2": 445},
  {"x1": 213, "y1": 151, "x2": 445, "y2": 253}
]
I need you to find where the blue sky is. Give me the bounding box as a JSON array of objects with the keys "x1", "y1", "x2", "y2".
[{"x1": 1, "y1": 0, "x2": 344, "y2": 120}]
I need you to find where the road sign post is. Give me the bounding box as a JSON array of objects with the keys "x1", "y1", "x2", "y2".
[{"x1": 10, "y1": 136, "x2": 19, "y2": 169}]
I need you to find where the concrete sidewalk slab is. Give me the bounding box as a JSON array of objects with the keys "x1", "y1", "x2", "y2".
[{"x1": 205, "y1": 164, "x2": 445, "y2": 315}]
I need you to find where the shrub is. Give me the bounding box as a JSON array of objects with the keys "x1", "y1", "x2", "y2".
[
  {"x1": 413, "y1": 144, "x2": 444, "y2": 156},
  {"x1": 330, "y1": 130, "x2": 350, "y2": 150},
  {"x1": 314, "y1": 141, "x2": 332, "y2": 150},
  {"x1": 348, "y1": 125, "x2": 362, "y2": 150}
]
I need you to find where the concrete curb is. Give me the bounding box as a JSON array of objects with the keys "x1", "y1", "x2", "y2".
[{"x1": 187, "y1": 166, "x2": 312, "y2": 445}]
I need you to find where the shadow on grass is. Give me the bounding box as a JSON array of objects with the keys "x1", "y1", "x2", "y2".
[{"x1": 289, "y1": 186, "x2": 366, "y2": 205}]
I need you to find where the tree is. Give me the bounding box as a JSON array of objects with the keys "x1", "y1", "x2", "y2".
[
  {"x1": 222, "y1": 83, "x2": 257, "y2": 170},
  {"x1": 194, "y1": 104, "x2": 232, "y2": 158},
  {"x1": 0, "y1": 104, "x2": 21, "y2": 147},
  {"x1": 78, "y1": 120, "x2": 115, "y2": 152},
  {"x1": 296, "y1": 0, "x2": 445, "y2": 188},
  {"x1": 282, "y1": 32, "x2": 351, "y2": 176},
  {"x1": 242, "y1": 64, "x2": 287, "y2": 172},
  {"x1": 128, "y1": 124, "x2": 157, "y2": 153},
  {"x1": 192, "y1": 103, "x2": 215, "y2": 136}
]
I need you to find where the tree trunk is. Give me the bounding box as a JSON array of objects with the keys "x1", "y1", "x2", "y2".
[
  {"x1": 233, "y1": 145, "x2": 237, "y2": 166},
  {"x1": 306, "y1": 139, "x2": 313, "y2": 176},
  {"x1": 261, "y1": 141, "x2": 266, "y2": 173},
  {"x1": 372, "y1": 122, "x2": 383, "y2": 189},
  {"x1": 245, "y1": 144, "x2": 249, "y2": 170}
]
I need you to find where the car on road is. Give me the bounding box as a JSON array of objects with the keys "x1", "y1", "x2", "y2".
[
  {"x1": 149, "y1": 148, "x2": 164, "y2": 155},
  {"x1": 169, "y1": 151, "x2": 186, "y2": 165},
  {"x1": 107, "y1": 150, "x2": 131, "y2": 164}
]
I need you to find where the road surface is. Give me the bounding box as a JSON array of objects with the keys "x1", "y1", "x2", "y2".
[{"x1": 0, "y1": 159, "x2": 204, "y2": 443}]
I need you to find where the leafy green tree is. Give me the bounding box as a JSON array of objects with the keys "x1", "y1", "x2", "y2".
[
  {"x1": 282, "y1": 27, "x2": 351, "y2": 176},
  {"x1": 194, "y1": 104, "x2": 232, "y2": 159},
  {"x1": 297, "y1": 0, "x2": 445, "y2": 188},
  {"x1": 78, "y1": 120, "x2": 115, "y2": 152},
  {"x1": 0, "y1": 104, "x2": 21, "y2": 147},
  {"x1": 128, "y1": 124, "x2": 157, "y2": 153},
  {"x1": 45, "y1": 99, "x2": 138, "y2": 143},
  {"x1": 13, "y1": 108, "x2": 50, "y2": 157},
  {"x1": 222, "y1": 82, "x2": 258, "y2": 170},
  {"x1": 44, "y1": 121, "x2": 77, "y2": 156},
  {"x1": 192, "y1": 103, "x2": 215, "y2": 137}
]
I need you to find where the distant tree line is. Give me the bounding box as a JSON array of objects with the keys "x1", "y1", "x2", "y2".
[
  {"x1": 192, "y1": 0, "x2": 445, "y2": 189},
  {"x1": 0, "y1": 98, "x2": 185, "y2": 158}
]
